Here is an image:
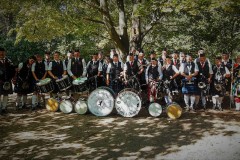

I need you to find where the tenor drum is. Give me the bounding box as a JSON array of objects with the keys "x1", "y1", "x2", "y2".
[
  {"x1": 46, "y1": 98, "x2": 59, "y2": 112},
  {"x1": 59, "y1": 100, "x2": 73, "y2": 114},
  {"x1": 148, "y1": 103, "x2": 162, "y2": 117},
  {"x1": 115, "y1": 88, "x2": 141, "y2": 117},
  {"x1": 166, "y1": 102, "x2": 182, "y2": 119},
  {"x1": 87, "y1": 87, "x2": 115, "y2": 116},
  {"x1": 74, "y1": 99, "x2": 88, "y2": 114},
  {"x1": 37, "y1": 78, "x2": 54, "y2": 93},
  {"x1": 56, "y1": 75, "x2": 72, "y2": 91},
  {"x1": 72, "y1": 77, "x2": 88, "y2": 93}
]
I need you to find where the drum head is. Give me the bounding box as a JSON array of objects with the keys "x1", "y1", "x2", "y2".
[
  {"x1": 46, "y1": 98, "x2": 59, "y2": 112},
  {"x1": 74, "y1": 100, "x2": 88, "y2": 114},
  {"x1": 148, "y1": 103, "x2": 162, "y2": 117},
  {"x1": 60, "y1": 100, "x2": 73, "y2": 114},
  {"x1": 37, "y1": 78, "x2": 51, "y2": 86},
  {"x1": 115, "y1": 89, "x2": 141, "y2": 117},
  {"x1": 56, "y1": 75, "x2": 68, "y2": 82},
  {"x1": 73, "y1": 77, "x2": 88, "y2": 85},
  {"x1": 166, "y1": 103, "x2": 182, "y2": 119},
  {"x1": 87, "y1": 87, "x2": 114, "y2": 116}
]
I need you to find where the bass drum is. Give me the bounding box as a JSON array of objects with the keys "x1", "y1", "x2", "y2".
[
  {"x1": 115, "y1": 88, "x2": 141, "y2": 117},
  {"x1": 148, "y1": 103, "x2": 162, "y2": 117},
  {"x1": 87, "y1": 87, "x2": 115, "y2": 116},
  {"x1": 59, "y1": 100, "x2": 73, "y2": 114},
  {"x1": 46, "y1": 98, "x2": 59, "y2": 112},
  {"x1": 74, "y1": 99, "x2": 88, "y2": 115},
  {"x1": 166, "y1": 102, "x2": 182, "y2": 119}
]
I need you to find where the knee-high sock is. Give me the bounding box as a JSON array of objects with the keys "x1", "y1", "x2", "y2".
[
  {"x1": 184, "y1": 95, "x2": 190, "y2": 107},
  {"x1": 2, "y1": 95, "x2": 8, "y2": 109},
  {"x1": 32, "y1": 94, "x2": 38, "y2": 106},
  {"x1": 22, "y1": 95, "x2": 27, "y2": 105},
  {"x1": 195, "y1": 95, "x2": 200, "y2": 106},
  {"x1": 202, "y1": 96, "x2": 206, "y2": 106},
  {"x1": 236, "y1": 102, "x2": 240, "y2": 110},
  {"x1": 212, "y1": 95, "x2": 217, "y2": 106},
  {"x1": 16, "y1": 95, "x2": 22, "y2": 106},
  {"x1": 190, "y1": 95, "x2": 195, "y2": 108},
  {"x1": 217, "y1": 97, "x2": 223, "y2": 108}
]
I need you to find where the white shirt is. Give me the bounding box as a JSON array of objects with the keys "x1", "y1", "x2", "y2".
[
  {"x1": 179, "y1": 62, "x2": 199, "y2": 74},
  {"x1": 106, "y1": 61, "x2": 124, "y2": 74},
  {"x1": 48, "y1": 60, "x2": 67, "y2": 71},
  {"x1": 145, "y1": 65, "x2": 163, "y2": 83},
  {"x1": 164, "y1": 64, "x2": 180, "y2": 74},
  {"x1": 67, "y1": 58, "x2": 87, "y2": 77},
  {"x1": 31, "y1": 61, "x2": 48, "y2": 72},
  {"x1": 194, "y1": 58, "x2": 213, "y2": 74},
  {"x1": 86, "y1": 60, "x2": 103, "y2": 72}
]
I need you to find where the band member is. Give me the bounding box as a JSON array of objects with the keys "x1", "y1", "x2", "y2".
[
  {"x1": 64, "y1": 51, "x2": 73, "y2": 67},
  {"x1": 211, "y1": 56, "x2": 230, "y2": 110},
  {"x1": 233, "y1": 55, "x2": 240, "y2": 111},
  {"x1": 67, "y1": 49, "x2": 87, "y2": 80},
  {"x1": 15, "y1": 56, "x2": 36, "y2": 109},
  {"x1": 106, "y1": 53, "x2": 124, "y2": 93},
  {"x1": 0, "y1": 48, "x2": 15, "y2": 114},
  {"x1": 124, "y1": 53, "x2": 139, "y2": 80},
  {"x1": 31, "y1": 54, "x2": 48, "y2": 110},
  {"x1": 179, "y1": 52, "x2": 186, "y2": 64},
  {"x1": 221, "y1": 52, "x2": 232, "y2": 94},
  {"x1": 101, "y1": 56, "x2": 111, "y2": 86},
  {"x1": 150, "y1": 50, "x2": 162, "y2": 67},
  {"x1": 171, "y1": 51, "x2": 181, "y2": 69},
  {"x1": 44, "y1": 51, "x2": 51, "y2": 69},
  {"x1": 145, "y1": 58, "x2": 163, "y2": 102},
  {"x1": 180, "y1": 54, "x2": 199, "y2": 111},
  {"x1": 137, "y1": 52, "x2": 149, "y2": 90},
  {"x1": 158, "y1": 49, "x2": 167, "y2": 66},
  {"x1": 162, "y1": 56, "x2": 180, "y2": 104},
  {"x1": 98, "y1": 51, "x2": 104, "y2": 64},
  {"x1": 86, "y1": 53, "x2": 102, "y2": 91},
  {"x1": 195, "y1": 53, "x2": 213, "y2": 110},
  {"x1": 48, "y1": 51, "x2": 67, "y2": 96}
]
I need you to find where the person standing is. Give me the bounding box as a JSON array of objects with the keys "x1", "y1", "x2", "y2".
[{"x1": 0, "y1": 47, "x2": 15, "y2": 114}]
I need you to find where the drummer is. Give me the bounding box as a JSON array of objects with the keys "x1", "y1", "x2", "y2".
[
  {"x1": 31, "y1": 54, "x2": 48, "y2": 110},
  {"x1": 15, "y1": 56, "x2": 36, "y2": 110},
  {"x1": 0, "y1": 47, "x2": 15, "y2": 114},
  {"x1": 67, "y1": 49, "x2": 87, "y2": 80},
  {"x1": 211, "y1": 56, "x2": 230, "y2": 110},
  {"x1": 48, "y1": 51, "x2": 67, "y2": 97},
  {"x1": 106, "y1": 53, "x2": 124, "y2": 94},
  {"x1": 86, "y1": 53, "x2": 102, "y2": 91},
  {"x1": 145, "y1": 58, "x2": 163, "y2": 102},
  {"x1": 180, "y1": 54, "x2": 199, "y2": 111},
  {"x1": 101, "y1": 56, "x2": 111, "y2": 86},
  {"x1": 221, "y1": 52, "x2": 232, "y2": 95},
  {"x1": 233, "y1": 55, "x2": 240, "y2": 111}
]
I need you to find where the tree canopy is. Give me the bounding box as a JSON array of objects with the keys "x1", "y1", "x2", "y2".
[{"x1": 0, "y1": 0, "x2": 239, "y2": 62}]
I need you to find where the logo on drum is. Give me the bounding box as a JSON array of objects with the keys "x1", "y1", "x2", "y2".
[{"x1": 97, "y1": 100, "x2": 103, "y2": 107}]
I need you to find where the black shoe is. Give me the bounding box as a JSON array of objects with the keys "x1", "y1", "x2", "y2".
[
  {"x1": 21, "y1": 104, "x2": 27, "y2": 109},
  {"x1": 2, "y1": 109, "x2": 7, "y2": 114}
]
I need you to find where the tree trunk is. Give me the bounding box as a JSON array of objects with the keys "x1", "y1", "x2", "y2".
[{"x1": 130, "y1": 0, "x2": 142, "y2": 51}]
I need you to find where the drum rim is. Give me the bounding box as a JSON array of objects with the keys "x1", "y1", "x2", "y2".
[
  {"x1": 56, "y1": 75, "x2": 69, "y2": 82},
  {"x1": 59, "y1": 100, "x2": 73, "y2": 113},
  {"x1": 74, "y1": 100, "x2": 88, "y2": 114},
  {"x1": 115, "y1": 88, "x2": 142, "y2": 117},
  {"x1": 87, "y1": 87, "x2": 115, "y2": 116},
  {"x1": 37, "y1": 78, "x2": 52, "y2": 86},
  {"x1": 166, "y1": 103, "x2": 182, "y2": 119},
  {"x1": 46, "y1": 98, "x2": 59, "y2": 112},
  {"x1": 148, "y1": 103, "x2": 162, "y2": 117}
]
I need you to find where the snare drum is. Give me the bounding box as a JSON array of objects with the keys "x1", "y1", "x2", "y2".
[
  {"x1": 72, "y1": 77, "x2": 88, "y2": 93},
  {"x1": 37, "y1": 78, "x2": 54, "y2": 93},
  {"x1": 166, "y1": 102, "x2": 182, "y2": 119},
  {"x1": 59, "y1": 100, "x2": 73, "y2": 114},
  {"x1": 87, "y1": 87, "x2": 115, "y2": 116},
  {"x1": 55, "y1": 75, "x2": 72, "y2": 91},
  {"x1": 115, "y1": 88, "x2": 141, "y2": 117},
  {"x1": 148, "y1": 103, "x2": 162, "y2": 117},
  {"x1": 74, "y1": 99, "x2": 88, "y2": 114},
  {"x1": 46, "y1": 98, "x2": 59, "y2": 112}
]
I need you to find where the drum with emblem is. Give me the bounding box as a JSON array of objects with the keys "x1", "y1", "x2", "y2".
[
  {"x1": 166, "y1": 102, "x2": 182, "y2": 119},
  {"x1": 46, "y1": 98, "x2": 59, "y2": 112},
  {"x1": 87, "y1": 86, "x2": 115, "y2": 116},
  {"x1": 115, "y1": 88, "x2": 142, "y2": 117},
  {"x1": 181, "y1": 77, "x2": 197, "y2": 94}
]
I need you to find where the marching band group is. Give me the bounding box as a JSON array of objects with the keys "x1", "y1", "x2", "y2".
[{"x1": 0, "y1": 47, "x2": 240, "y2": 115}]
